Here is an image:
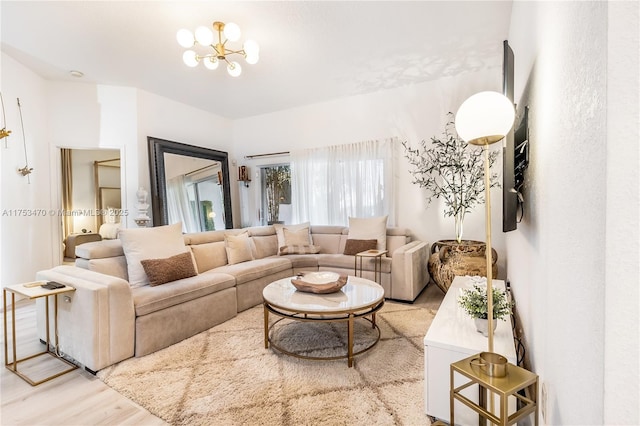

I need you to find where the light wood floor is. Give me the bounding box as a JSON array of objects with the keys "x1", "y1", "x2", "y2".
[
  {"x1": 1, "y1": 284, "x2": 444, "y2": 426},
  {"x1": 1, "y1": 298, "x2": 166, "y2": 426}
]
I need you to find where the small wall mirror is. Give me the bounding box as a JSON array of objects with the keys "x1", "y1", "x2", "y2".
[{"x1": 148, "y1": 137, "x2": 233, "y2": 231}]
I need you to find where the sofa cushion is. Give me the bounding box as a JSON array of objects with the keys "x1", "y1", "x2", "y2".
[
  {"x1": 141, "y1": 251, "x2": 197, "y2": 287},
  {"x1": 119, "y1": 222, "x2": 189, "y2": 288},
  {"x1": 281, "y1": 254, "x2": 320, "y2": 269},
  {"x1": 224, "y1": 232, "x2": 254, "y2": 265},
  {"x1": 317, "y1": 253, "x2": 392, "y2": 273},
  {"x1": 343, "y1": 239, "x2": 378, "y2": 256},
  {"x1": 213, "y1": 257, "x2": 291, "y2": 285},
  {"x1": 75, "y1": 238, "x2": 124, "y2": 259},
  {"x1": 348, "y1": 216, "x2": 389, "y2": 251},
  {"x1": 132, "y1": 271, "x2": 236, "y2": 317},
  {"x1": 190, "y1": 241, "x2": 228, "y2": 273}
]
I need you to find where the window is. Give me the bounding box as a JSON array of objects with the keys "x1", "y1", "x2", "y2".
[
  {"x1": 290, "y1": 139, "x2": 396, "y2": 225},
  {"x1": 260, "y1": 164, "x2": 291, "y2": 225}
]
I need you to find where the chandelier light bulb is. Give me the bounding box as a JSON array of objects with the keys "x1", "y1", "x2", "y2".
[
  {"x1": 203, "y1": 57, "x2": 219, "y2": 70},
  {"x1": 227, "y1": 61, "x2": 242, "y2": 77},
  {"x1": 243, "y1": 39, "x2": 260, "y2": 56},
  {"x1": 245, "y1": 52, "x2": 259, "y2": 65},
  {"x1": 176, "y1": 29, "x2": 194, "y2": 48},
  {"x1": 182, "y1": 50, "x2": 199, "y2": 67},
  {"x1": 194, "y1": 26, "x2": 214, "y2": 46},
  {"x1": 223, "y1": 22, "x2": 241, "y2": 42}
]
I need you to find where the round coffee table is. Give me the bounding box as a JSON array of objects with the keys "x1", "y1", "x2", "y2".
[{"x1": 262, "y1": 275, "x2": 384, "y2": 367}]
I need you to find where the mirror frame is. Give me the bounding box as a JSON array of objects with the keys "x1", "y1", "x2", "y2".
[{"x1": 148, "y1": 136, "x2": 233, "y2": 229}]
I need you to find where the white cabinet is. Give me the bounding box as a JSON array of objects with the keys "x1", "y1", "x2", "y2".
[{"x1": 423, "y1": 276, "x2": 516, "y2": 424}]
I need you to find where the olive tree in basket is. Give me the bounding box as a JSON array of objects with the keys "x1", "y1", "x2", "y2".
[{"x1": 402, "y1": 113, "x2": 499, "y2": 243}]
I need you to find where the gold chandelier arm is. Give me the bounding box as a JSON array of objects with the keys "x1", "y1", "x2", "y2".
[{"x1": 224, "y1": 48, "x2": 246, "y2": 56}]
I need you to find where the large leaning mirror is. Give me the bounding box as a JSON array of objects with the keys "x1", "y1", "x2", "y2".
[{"x1": 148, "y1": 137, "x2": 233, "y2": 231}]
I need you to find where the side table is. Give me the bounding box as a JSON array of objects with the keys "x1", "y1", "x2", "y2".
[
  {"x1": 450, "y1": 354, "x2": 539, "y2": 426},
  {"x1": 3, "y1": 281, "x2": 78, "y2": 385},
  {"x1": 354, "y1": 249, "x2": 388, "y2": 288}
]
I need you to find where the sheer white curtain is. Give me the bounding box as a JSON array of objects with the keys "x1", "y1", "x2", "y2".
[
  {"x1": 290, "y1": 139, "x2": 396, "y2": 226},
  {"x1": 166, "y1": 175, "x2": 199, "y2": 233}
]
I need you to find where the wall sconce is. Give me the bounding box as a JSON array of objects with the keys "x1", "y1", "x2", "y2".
[
  {"x1": 455, "y1": 91, "x2": 515, "y2": 354},
  {"x1": 134, "y1": 187, "x2": 151, "y2": 227},
  {"x1": 238, "y1": 165, "x2": 251, "y2": 187},
  {"x1": 0, "y1": 92, "x2": 11, "y2": 145},
  {"x1": 16, "y1": 98, "x2": 33, "y2": 182}
]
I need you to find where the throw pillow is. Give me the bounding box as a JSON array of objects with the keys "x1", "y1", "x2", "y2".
[
  {"x1": 283, "y1": 227, "x2": 311, "y2": 246},
  {"x1": 343, "y1": 239, "x2": 378, "y2": 256},
  {"x1": 140, "y1": 251, "x2": 197, "y2": 287},
  {"x1": 347, "y1": 215, "x2": 388, "y2": 251},
  {"x1": 274, "y1": 222, "x2": 312, "y2": 250},
  {"x1": 190, "y1": 241, "x2": 228, "y2": 273},
  {"x1": 119, "y1": 222, "x2": 188, "y2": 288},
  {"x1": 224, "y1": 232, "x2": 254, "y2": 265},
  {"x1": 279, "y1": 245, "x2": 321, "y2": 255}
]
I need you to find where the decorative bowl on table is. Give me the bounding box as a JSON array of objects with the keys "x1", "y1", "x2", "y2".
[{"x1": 291, "y1": 272, "x2": 348, "y2": 294}]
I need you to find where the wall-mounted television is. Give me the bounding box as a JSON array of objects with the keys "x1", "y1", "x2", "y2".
[{"x1": 502, "y1": 40, "x2": 529, "y2": 232}]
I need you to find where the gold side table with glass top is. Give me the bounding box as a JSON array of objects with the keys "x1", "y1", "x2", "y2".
[
  {"x1": 3, "y1": 281, "x2": 78, "y2": 386},
  {"x1": 354, "y1": 249, "x2": 388, "y2": 288}
]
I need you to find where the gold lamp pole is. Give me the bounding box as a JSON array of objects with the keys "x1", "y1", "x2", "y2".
[{"x1": 455, "y1": 91, "x2": 515, "y2": 352}]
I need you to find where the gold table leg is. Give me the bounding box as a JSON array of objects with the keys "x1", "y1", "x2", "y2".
[
  {"x1": 347, "y1": 313, "x2": 354, "y2": 367},
  {"x1": 263, "y1": 303, "x2": 269, "y2": 349}
]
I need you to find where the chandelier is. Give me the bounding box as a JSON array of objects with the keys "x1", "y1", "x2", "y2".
[{"x1": 177, "y1": 21, "x2": 259, "y2": 77}]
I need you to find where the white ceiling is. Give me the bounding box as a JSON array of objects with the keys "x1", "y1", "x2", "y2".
[{"x1": 1, "y1": 1, "x2": 513, "y2": 119}]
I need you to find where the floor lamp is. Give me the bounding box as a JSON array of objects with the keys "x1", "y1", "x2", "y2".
[{"x1": 455, "y1": 91, "x2": 515, "y2": 354}]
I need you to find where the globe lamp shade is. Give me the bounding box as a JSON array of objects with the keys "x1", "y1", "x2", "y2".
[
  {"x1": 245, "y1": 52, "x2": 259, "y2": 65},
  {"x1": 227, "y1": 61, "x2": 242, "y2": 77},
  {"x1": 455, "y1": 91, "x2": 515, "y2": 145},
  {"x1": 182, "y1": 50, "x2": 199, "y2": 67},
  {"x1": 194, "y1": 26, "x2": 214, "y2": 46},
  {"x1": 203, "y1": 57, "x2": 219, "y2": 70},
  {"x1": 243, "y1": 40, "x2": 260, "y2": 56},
  {"x1": 176, "y1": 29, "x2": 194, "y2": 48},
  {"x1": 224, "y1": 22, "x2": 241, "y2": 42}
]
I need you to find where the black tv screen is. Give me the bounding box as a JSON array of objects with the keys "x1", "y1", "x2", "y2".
[{"x1": 502, "y1": 40, "x2": 518, "y2": 232}]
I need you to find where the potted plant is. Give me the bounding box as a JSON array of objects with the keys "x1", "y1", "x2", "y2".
[
  {"x1": 458, "y1": 282, "x2": 513, "y2": 336},
  {"x1": 402, "y1": 113, "x2": 500, "y2": 292},
  {"x1": 402, "y1": 113, "x2": 499, "y2": 243},
  {"x1": 265, "y1": 165, "x2": 290, "y2": 225}
]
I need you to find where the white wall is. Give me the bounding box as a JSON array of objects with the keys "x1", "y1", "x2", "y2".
[
  {"x1": 233, "y1": 69, "x2": 510, "y2": 275},
  {"x1": 507, "y1": 1, "x2": 639, "y2": 424},
  {"x1": 136, "y1": 90, "x2": 234, "y2": 225},
  {"x1": 604, "y1": 2, "x2": 639, "y2": 423},
  {"x1": 0, "y1": 53, "x2": 54, "y2": 285}
]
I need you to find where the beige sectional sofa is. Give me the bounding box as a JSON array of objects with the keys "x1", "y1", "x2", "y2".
[{"x1": 36, "y1": 224, "x2": 429, "y2": 373}]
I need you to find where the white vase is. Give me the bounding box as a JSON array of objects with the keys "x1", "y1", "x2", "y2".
[{"x1": 474, "y1": 318, "x2": 497, "y2": 337}]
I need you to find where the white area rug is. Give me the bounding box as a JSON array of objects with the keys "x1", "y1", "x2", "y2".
[{"x1": 97, "y1": 302, "x2": 436, "y2": 425}]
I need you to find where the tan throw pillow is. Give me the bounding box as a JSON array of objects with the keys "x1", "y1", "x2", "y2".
[
  {"x1": 279, "y1": 245, "x2": 321, "y2": 255},
  {"x1": 119, "y1": 222, "x2": 188, "y2": 288},
  {"x1": 347, "y1": 215, "x2": 388, "y2": 251},
  {"x1": 283, "y1": 227, "x2": 311, "y2": 246},
  {"x1": 274, "y1": 222, "x2": 312, "y2": 250},
  {"x1": 140, "y1": 251, "x2": 197, "y2": 287},
  {"x1": 343, "y1": 239, "x2": 378, "y2": 256},
  {"x1": 190, "y1": 241, "x2": 228, "y2": 273},
  {"x1": 224, "y1": 232, "x2": 254, "y2": 265}
]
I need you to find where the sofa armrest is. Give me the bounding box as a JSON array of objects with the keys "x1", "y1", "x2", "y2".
[
  {"x1": 391, "y1": 240, "x2": 430, "y2": 301},
  {"x1": 35, "y1": 265, "x2": 135, "y2": 372}
]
